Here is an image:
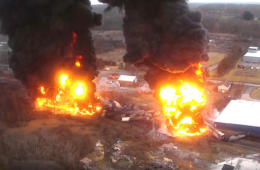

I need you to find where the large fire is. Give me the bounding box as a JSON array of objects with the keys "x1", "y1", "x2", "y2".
[
  {"x1": 35, "y1": 31, "x2": 101, "y2": 115},
  {"x1": 36, "y1": 73, "x2": 101, "y2": 115},
  {"x1": 160, "y1": 69, "x2": 206, "y2": 136}
]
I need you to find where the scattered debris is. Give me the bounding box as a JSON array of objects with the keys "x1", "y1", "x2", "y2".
[
  {"x1": 228, "y1": 134, "x2": 246, "y2": 142},
  {"x1": 80, "y1": 157, "x2": 93, "y2": 170},
  {"x1": 122, "y1": 117, "x2": 130, "y2": 122},
  {"x1": 102, "y1": 99, "x2": 159, "y2": 122},
  {"x1": 205, "y1": 122, "x2": 225, "y2": 141},
  {"x1": 80, "y1": 141, "x2": 104, "y2": 170},
  {"x1": 212, "y1": 144, "x2": 221, "y2": 154},
  {"x1": 222, "y1": 164, "x2": 234, "y2": 170},
  {"x1": 151, "y1": 158, "x2": 179, "y2": 170},
  {"x1": 110, "y1": 140, "x2": 136, "y2": 169}
]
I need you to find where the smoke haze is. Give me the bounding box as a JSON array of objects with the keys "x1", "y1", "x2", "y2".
[
  {"x1": 0, "y1": 0, "x2": 102, "y2": 101},
  {"x1": 99, "y1": 0, "x2": 209, "y2": 90}
]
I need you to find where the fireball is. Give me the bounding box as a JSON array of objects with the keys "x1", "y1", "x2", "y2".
[{"x1": 160, "y1": 81, "x2": 206, "y2": 136}]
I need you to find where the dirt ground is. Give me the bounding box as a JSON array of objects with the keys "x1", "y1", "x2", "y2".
[
  {"x1": 1, "y1": 70, "x2": 260, "y2": 170},
  {"x1": 1, "y1": 112, "x2": 260, "y2": 170},
  {"x1": 96, "y1": 49, "x2": 126, "y2": 62}
]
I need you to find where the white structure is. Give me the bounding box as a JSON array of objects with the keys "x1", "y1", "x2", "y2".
[
  {"x1": 118, "y1": 75, "x2": 137, "y2": 87},
  {"x1": 215, "y1": 100, "x2": 260, "y2": 134},
  {"x1": 218, "y1": 81, "x2": 231, "y2": 93},
  {"x1": 243, "y1": 47, "x2": 260, "y2": 62}
]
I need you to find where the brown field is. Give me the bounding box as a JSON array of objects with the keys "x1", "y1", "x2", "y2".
[
  {"x1": 251, "y1": 88, "x2": 260, "y2": 100},
  {"x1": 96, "y1": 49, "x2": 125, "y2": 62},
  {"x1": 205, "y1": 52, "x2": 227, "y2": 67},
  {"x1": 211, "y1": 68, "x2": 260, "y2": 84},
  {"x1": 93, "y1": 30, "x2": 124, "y2": 42}
]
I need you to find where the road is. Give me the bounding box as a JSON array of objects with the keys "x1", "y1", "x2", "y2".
[
  {"x1": 207, "y1": 79, "x2": 260, "y2": 88},
  {"x1": 207, "y1": 79, "x2": 260, "y2": 101}
]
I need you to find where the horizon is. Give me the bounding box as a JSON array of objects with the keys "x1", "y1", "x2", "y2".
[{"x1": 91, "y1": 0, "x2": 260, "y2": 5}]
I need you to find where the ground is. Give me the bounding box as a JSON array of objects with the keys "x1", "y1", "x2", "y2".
[
  {"x1": 205, "y1": 52, "x2": 227, "y2": 67},
  {"x1": 97, "y1": 49, "x2": 126, "y2": 63},
  {"x1": 209, "y1": 67, "x2": 260, "y2": 84},
  {"x1": 1, "y1": 69, "x2": 260, "y2": 170},
  {"x1": 251, "y1": 88, "x2": 260, "y2": 100}
]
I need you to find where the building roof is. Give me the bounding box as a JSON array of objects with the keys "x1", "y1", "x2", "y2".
[
  {"x1": 249, "y1": 46, "x2": 258, "y2": 50},
  {"x1": 215, "y1": 100, "x2": 260, "y2": 128},
  {"x1": 244, "y1": 51, "x2": 260, "y2": 58},
  {"x1": 118, "y1": 75, "x2": 136, "y2": 82},
  {"x1": 219, "y1": 81, "x2": 231, "y2": 87}
]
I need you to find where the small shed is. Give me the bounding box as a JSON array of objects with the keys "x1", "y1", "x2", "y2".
[
  {"x1": 118, "y1": 75, "x2": 137, "y2": 87},
  {"x1": 218, "y1": 81, "x2": 231, "y2": 93}
]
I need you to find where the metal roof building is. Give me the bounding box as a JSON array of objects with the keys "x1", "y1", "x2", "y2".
[
  {"x1": 215, "y1": 100, "x2": 260, "y2": 134},
  {"x1": 243, "y1": 47, "x2": 260, "y2": 62},
  {"x1": 118, "y1": 75, "x2": 137, "y2": 87}
]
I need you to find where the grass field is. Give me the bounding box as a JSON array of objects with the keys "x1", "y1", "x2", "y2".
[
  {"x1": 96, "y1": 49, "x2": 125, "y2": 62},
  {"x1": 209, "y1": 68, "x2": 260, "y2": 84},
  {"x1": 251, "y1": 88, "x2": 260, "y2": 99},
  {"x1": 205, "y1": 52, "x2": 227, "y2": 67}
]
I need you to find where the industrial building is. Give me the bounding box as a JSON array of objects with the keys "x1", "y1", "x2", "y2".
[
  {"x1": 218, "y1": 81, "x2": 231, "y2": 93},
  {"x1": 118, "y1": 75, "x2": 137, "y2": 87},
  {"x1": 243, "y1": 47, "x2": 260, "y2": 63},
  {"x1": 215, "y1": 100, "x2": 260, "y2": 134}
]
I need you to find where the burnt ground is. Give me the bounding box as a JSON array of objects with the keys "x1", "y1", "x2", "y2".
[{"x1": 0, "y1": 70, "x2": 260, "y2": 170}]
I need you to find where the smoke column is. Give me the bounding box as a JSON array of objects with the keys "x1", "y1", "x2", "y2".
[
  {"x1": 99, "y1": 0, "x2": 209, "y2": 90},
  {"x1": 0, "y1": 0, "x2": 102, "y2": 101}
]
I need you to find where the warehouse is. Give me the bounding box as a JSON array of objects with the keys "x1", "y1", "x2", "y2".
[
  {"x1": 243, "y1": 47, "x2": 260, "y2": 63},
  {"x1": 118, "y1": 75, "x2": 137, "y2": 87},
  {"x1": 215, "y1": 100, "x2": 260, "y2": 134}
]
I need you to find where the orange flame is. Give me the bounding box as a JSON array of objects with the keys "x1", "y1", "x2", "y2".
[
  {"x1": 40, "y1": 86, "x2": 46, "y2": 95},
  {"x1": 60, "y1": 75, "x2": 68, "y2": 86},
  {"x1": 196, "y1": 64, "x2": 203, "y2": 82},
  {"x1": 36, "y1": 74, "x2": 101, "y2": 116},
  {"x1": 75, "y1": 61, "x2": 81, "y2": 67},
  {"x1": 160, "y1": 82, "x2": 206, "y2": 136},
  {"x1": 74, "y1": 83, "x2": 84, "y2": 96}
]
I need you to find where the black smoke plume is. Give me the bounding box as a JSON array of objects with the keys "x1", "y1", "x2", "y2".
[
  {"x1": 99, "y1": 0, "x2": 209, "y2": 90},
  {"x1": 0, "y1": 0, "x2": 102, "y2": 101}
]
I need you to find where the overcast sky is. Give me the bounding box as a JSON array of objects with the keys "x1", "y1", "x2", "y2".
[{"x1": 90, "y1": 0, "x2": 260, "y2": 5}]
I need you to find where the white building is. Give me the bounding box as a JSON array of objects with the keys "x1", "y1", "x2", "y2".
[
  {"x1": 118, "y1": 75, "x2": 137, "y2": 87},
  {"x1": 218, "y1": 81, "x2": 231, "y2": 93},
  {"x1": 243, "y1": 47, "x2": 260, "y2": 63},
  {"x1": 215, "y1": 100, "x2": 260, "y2": 134}
]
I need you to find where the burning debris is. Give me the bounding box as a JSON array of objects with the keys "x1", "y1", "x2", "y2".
[
  {"x1": 160, "y1": 82, "x2": 206, "y2": 136},
  {"x1": 0, "y1": 0, "x2": 102, "y2": 114},
  {"x1": 36, "y1": 73, "x2": 102, "y2": 115},
  {"x1": 101, "y1": 100, "x2": 159, "y2": 122},
  {"x1": 98, "y1": 0, "x2": 209, "y2": 136}
]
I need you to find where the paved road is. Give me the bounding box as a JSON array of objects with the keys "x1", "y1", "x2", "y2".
[
  {"x1": 207, "y1": 79, "x2": 260, "y2": 88},
  {"x1": 207, "y1": 79, "x2": 260, "y2": 101}
]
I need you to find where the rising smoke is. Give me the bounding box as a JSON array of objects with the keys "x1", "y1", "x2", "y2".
[
  {"x1": 99, "y1": 0, "x2": 209, "y2": 90},
  {"x1": 0, "y1": 0, "x2": 102, "y2": 101}
]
